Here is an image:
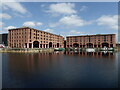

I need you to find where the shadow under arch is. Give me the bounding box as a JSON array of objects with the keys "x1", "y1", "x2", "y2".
[
  {"x1": 73, "y1": 43, "x2": 79, "y2": 47},
  {"x1": 33, "y1": 41, "x2": 39, "y2": 48},
  {"x1": 102, "y1": 42, "x2": 109, "y2": 48},
  {"x1": 86, "y1": 43, "x2": 93, "y2": 48},
  {"x1": 49, "y1": 42, "x2": 52, "y2": 48},
  {"x1": 57, "y1": 43, "x2": 59, "y2": 48}
]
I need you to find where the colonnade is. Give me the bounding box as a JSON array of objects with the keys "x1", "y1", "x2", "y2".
[{"x1": 24, "y1": 43, "x2": 62, "y2": 48}]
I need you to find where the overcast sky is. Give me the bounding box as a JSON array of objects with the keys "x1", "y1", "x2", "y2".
[{"x1": 0, "y1": 2, "x2": 118, "y2": 41}]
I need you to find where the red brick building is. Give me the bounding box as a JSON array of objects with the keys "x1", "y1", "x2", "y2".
[
  {"x1": 8, "y1": 27, "x2": 64, "y2": 48},
  {"x1": 66, "y1": 34, "x2": 116, "y2": 48}
]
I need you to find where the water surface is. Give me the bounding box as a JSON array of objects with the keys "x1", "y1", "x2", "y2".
[{"x1": 2, "y1": 51, "x2": 119, "y2": 88}]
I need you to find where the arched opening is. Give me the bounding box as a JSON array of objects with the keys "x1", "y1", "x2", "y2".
[
  {"x1": 83, "y1": 45, "x2": 85, "y2": 48},
  {"x1": 94, "y1": 45, "x2": 97, "y2": 48},
  {"x1": 67, "y1": 45, "x2": 69, "y2": 48},
  {"x1": 64, "y1": 41, "x2": 66, "y2": 48},
  {"x1": 70, "y1": 45, "x2": 72, "y2": 47},
  {"x1": 86, "y1": 43, "x2": 93, "y2": 48},
  {"x1": 98, "y1": 44, "x2": 100, "y2": 48},
  {"x1": 102, "y1": 43, "x2": 109, "y2": 48},
  {"x1": 73, "y1": 43, "x2": 79, "y2": 47},
  {"x1": 49, "y1": 42, "x2": 52, "y2": 48},
  {"x1": 40, "y1": 44, "x2": 42, "y2": 48},
  {"x1": 33, "y1": 41, "x2": 39, "y2": 48},
  {"x1": 29, "y1": 43, "x2": 32, "y2": 48},
  {"x1": 57, "y1": 43, "x2": 59, "y2": 48},
  {"x1": 110, "y1": 44, "x2": 113, "y2": 47},
  {"x1": 80, "y1": 45, "x2": 82, "y2": 48}
]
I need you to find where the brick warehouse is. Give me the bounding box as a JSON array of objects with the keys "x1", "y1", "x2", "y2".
[
  {"x1": 8, "y1": 27, "x2": 64, "y2": 48},
  {"x1": 66, "y1": 34, "x2": 116, "y2": 48}
]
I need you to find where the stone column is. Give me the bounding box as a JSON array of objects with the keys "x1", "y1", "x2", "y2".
[
  {"x1": 32, "y1": 43, "x2": 33, "y2": 48},
  {"x1": 23, "y1": 44, "x2": 25, "y2": 48},
  {"x1": 109, "y1": 44, "x2": 110, "y2": 48},
  {"x1": 113, "y1": 44, "x2": 116, "y2": 48},
  {"x1": 48, "y1": 44, "x2": 49, "y2": 48},
  {"x1": 39, "y1": 44, "x2": 41, "y2": 48},
  {"x1": 42, "y1": 44, "x2": 44, "y2": 48},
  {"x1": 27, "y1": 43, "x2": 29, "y2": 48}
]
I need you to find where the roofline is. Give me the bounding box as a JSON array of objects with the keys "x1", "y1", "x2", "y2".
[
  {"x1": 9, "y1": 27, "x2": 63, "y2": 38},
  {"x1": 66, "y1": 34, "x2": 116, "y2": 37}
]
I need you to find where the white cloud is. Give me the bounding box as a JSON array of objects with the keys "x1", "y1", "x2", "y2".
[
  {"x1": 0, "y1": 22, "x2": 4, "y2": 27},
  {"x1": 47, "y1": 3, "x2": 76, "y2": 15},
  {"x1": 0, "y1": 25, "x2": 17, "y2": 33},
  {"x1": 59, "y1": 15, "x2": 92, "y2": 27},
  {"x1": 2, "y1": 26, "x2": 16, "y2": 33},
  {"x1": 13, "y1": 13, "x2": 24, "y2": 18},
  {"x1": 44, "y1": 28, "x2": 54, "y2": 33},
  {"x1": 97, "y1": 15, "x2": 118, "y2": 30},
  {"x1": 80, "y1": 6, "x2": 87, "y2": 11},
  {"x1": 60, "y1": 30, "x2": 87, "y2": 37},
  {"x1": 36, "y1": 22, "x2": 43, "y2": 26},
  {"x1": 23, "y1": 21, "x2": 36, "y2": 27},
  {"x1": 49, "y1": 23, "x2": 59, "y2": 28},
  {"x1": 23, "y1": 21, "x2": 43, "y2": 27},
  {"x1": 0, "y1": 13, "x2": 12, "y2": 19},
  {"x1": 41, "y1": 4, "x2": 45, "y2": 7},
  {"x1": 49, "y1": 15, "x2": 93, "y2": 27},
  {"x1": 2, "y1": 2, "x2": 27, "y2": 14},
  {"x1": 69, "y1": 30, "x2": 85, "y2": 34},
  {"x1": 4, "y1": 26, "x2": 16, "y2": 30},
  {"x1": 2, "y1": 5, "x2": 9, "y2": 10}
]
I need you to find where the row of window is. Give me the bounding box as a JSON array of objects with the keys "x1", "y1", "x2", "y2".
[
  {"x1": 9, "y1": 40, "x2": 27, "y2": 42},
  {"x1": 32, "y1": 30, "x2": 61, "y2": 37},
  {"x1": 9, "y1": 36, "x2": 61, "y2": 40},
  {"x1": 9, "y1": 40, "x2": 62, "y2": 44},
  {"x1": 9, "y1": 32, "x2": 26, "y2": 35},
  {"x1": 9, "y1": 36, "x2": 27, "y2": 39},
  {"x1": 69, "y1": 37, "x2": 111, "y2": 39},
  {"x1": 9, "y1": 29, "x2": 61, "y2": 37},
  {"x1": 67, "y1": 40, "x2": 111, "y2": 42},
  {"x1": 68, "y1": 42, "x2": 114, "y2": 44},
  {"x1": 68, "y1": 38, "x2": 112, "y2": 40}
]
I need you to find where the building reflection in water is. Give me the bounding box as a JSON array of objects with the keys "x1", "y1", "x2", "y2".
[
  {"x1": 3, "y1": 51, "x2": 117, "y2": 88},
  {"x1": 7, "y1": 51, "x2": 65, "y2": 77},
  {"x1": 7, "y1": 51, "x2": 115, "y2": 75},
  {"x1": 64, "y1": 51, "x2": 115, "y2": 60}
]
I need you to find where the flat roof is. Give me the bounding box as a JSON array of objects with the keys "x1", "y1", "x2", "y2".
[
  {"x1": 66, "y1": 34, "x2": 116, "y2": 37},
  {"x1": 9, "y1": 27, "x2": 63, "y2": 37}
]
